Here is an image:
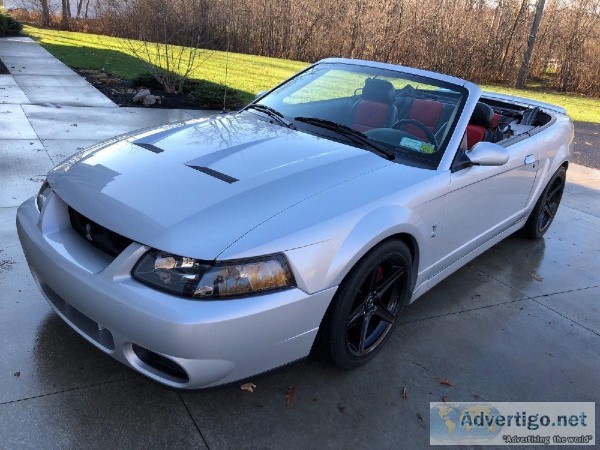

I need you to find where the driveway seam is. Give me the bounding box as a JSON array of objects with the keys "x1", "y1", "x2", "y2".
[
  {"x1": 470, "y1": 265, "x2": 528, "y2": 297},
  {"x1": 11, "y1": 77, "x2": 34, "y2": 105},
  {"x1": 401, "y1": 284, "x2": 599, "y2": 326},
  {"x1": 531, "y1": 297, "x2": 600, "y2": 338},
  {"x1": 528, "y1": 284, "x2": 599, "y2": 299},
  {"x1": 400, "y1": 297, "x2": 529, "y2": 325},
  {"x1": 13, "y1": 104, "x2": 56, "y2": 165},
  {"x1": 0, "y1": 375, "x2": 134, "y2": 406},
  {"x1": 562, "y1": 204, "x2": 600, "y2": 219},
  {"x1": 177, "y1": 392, "x2": 211, "y2": 449}
]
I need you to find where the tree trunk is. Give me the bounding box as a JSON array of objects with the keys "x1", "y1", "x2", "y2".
[
  {"x1": 498, "y1": 0, "x2": 528, "y2": 77},
  {"x1": 40, "y1": 0, "x2": 50, "y2": 27},
  {"x1": 516, "y1": 0, "x2": 546, "y2": 88},
  {"x1": 61, "y1": 0, "x2": 69, "y2": 28}
]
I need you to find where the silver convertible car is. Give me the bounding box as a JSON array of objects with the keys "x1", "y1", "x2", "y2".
[{"x1": 17, "y1": 59, "x2": 572, "y2": 388}]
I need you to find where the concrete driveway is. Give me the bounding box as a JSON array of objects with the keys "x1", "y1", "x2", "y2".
[{"x1": 1, "y1": 36, "x2": 599, "y2": 448}]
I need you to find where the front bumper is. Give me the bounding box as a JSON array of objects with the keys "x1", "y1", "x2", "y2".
[{"x1": 16, "y1": 195, "x2": 336, "y2": 388}]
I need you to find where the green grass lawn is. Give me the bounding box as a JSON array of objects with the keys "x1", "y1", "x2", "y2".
[
  {"x1": 25, "y1": 25, "x2": 600, "y2": 123},
  {"x1": 480, "y1": 84, "x2": 600, "y2": 124}
]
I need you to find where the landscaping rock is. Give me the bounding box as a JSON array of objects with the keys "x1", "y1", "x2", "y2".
[
  {"x1": 132, "y1": 88, "x2": 151, "y2": 103},
  {"x1": 142, "y1": 95, "x2": 161, "y2": 106}
]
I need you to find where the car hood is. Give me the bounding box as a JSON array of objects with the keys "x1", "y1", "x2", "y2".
[{"x1": 47, "y1": 113, "x2": 395, "y2": 259}]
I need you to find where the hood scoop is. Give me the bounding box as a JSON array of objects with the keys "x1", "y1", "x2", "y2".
[
  {"x1": 186, "y1": 165, "x2": 239, "y2": 184},
  {"x1": 133, "y1": 142, "x2": 164, "y2": 154}
]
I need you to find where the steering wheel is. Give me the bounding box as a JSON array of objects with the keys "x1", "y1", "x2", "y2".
[{"x1": 393, "y1": 119, "x2": 438, "y2": 148}]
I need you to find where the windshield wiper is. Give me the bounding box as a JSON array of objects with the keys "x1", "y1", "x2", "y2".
[
  {"x1": 245, "y1": 104, "x2": 294, "y2": 129},
  {"x1": 294, "y1": 117, "x2": 395, "y2": 160}
]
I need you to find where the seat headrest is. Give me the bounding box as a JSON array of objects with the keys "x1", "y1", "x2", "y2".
[
  {"x1": 470, "y1": 102, "x2": 494, "y2": 128},
  {"x1": 362, "y1": 78, "x2": 395, "y2": 104}
]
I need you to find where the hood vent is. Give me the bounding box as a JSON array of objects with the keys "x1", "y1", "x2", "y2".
[
  {"x1": 187, "y1": 165, "x2": 238, "y2": 184},
  {"x1": 133, "y1": 142, "x2": 164, "y2": 154}
]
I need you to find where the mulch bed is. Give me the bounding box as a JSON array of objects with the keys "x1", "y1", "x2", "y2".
[
  {"x1": 0, "y1": 57, "x2": 11, "y2": 75},
  {"x1": 76, "y1": 69, "x2": 206, "y2": 109}
]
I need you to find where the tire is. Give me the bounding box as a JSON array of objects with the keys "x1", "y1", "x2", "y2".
[
  {"x1": 322, "y1": 240, "x2": 413, "y2": 369},
  {"x1": 522, "y1": 166, "x2": 566, "y2": 239}
]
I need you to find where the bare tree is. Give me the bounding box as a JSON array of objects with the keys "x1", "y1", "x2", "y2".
[
  {"x1": 60, "y1": 0, "x2": 69, "y2": 28},
  {"x1": 76, "y1": 0, "x2": 90, "y2": 18},
  {"x1": 40, "y1": 0, "x2": 50, "y2": 26},
  {"x1": 27, "y1": 0, "x2": 600, "y2": 97},
  {"x1": 516, "y1": 0, "x2": 546, "y2": 87}
]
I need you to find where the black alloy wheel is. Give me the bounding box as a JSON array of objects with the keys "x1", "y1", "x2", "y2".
[
  {"x1": 323, "y1": 240, "x2": 412, "y2": 369},
  {"x1": 537, "y1": 174, "x2": 565, "y2": 233},
  {"x1": 346, "y1": 257, "x2": 405, "y2": 356},
  {"x1": 523, "y1": 166, "x2": 566, "y2": 239}
]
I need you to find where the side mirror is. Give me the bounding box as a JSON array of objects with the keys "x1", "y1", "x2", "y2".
[
  {"x1": 466, "y1": 142, "x2": 509, "y2": 166},
  {"x1": 255, "y1": 90, "x2": 267, "y2": 100}
]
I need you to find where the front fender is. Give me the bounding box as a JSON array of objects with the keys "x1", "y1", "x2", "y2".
[
  {"x1": 220, "y1": 166, "x2": 448, "y2": 295},
  {"x1": 316, "y1": 205, "x2": 425, "y2": 292},
  {"x1": 223, "y1": 201, "x2": 431, "y2": 295}
]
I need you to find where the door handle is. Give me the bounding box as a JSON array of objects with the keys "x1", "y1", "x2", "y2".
[{"x1": 524, "y1": 154, "x2": 536, "y2": 165}]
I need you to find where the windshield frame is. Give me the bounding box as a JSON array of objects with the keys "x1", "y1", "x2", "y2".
[{"x1": 245, "y1": 60, "x2": 472, "y2": 170}]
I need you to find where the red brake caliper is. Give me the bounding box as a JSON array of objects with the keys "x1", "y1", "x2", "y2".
[{"x1": 375, "y1": 265, "x2": 384, "y2": 286}]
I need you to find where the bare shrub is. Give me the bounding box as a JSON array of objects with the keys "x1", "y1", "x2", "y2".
[{"x1": 102, "y1": 0, "x2": 210, "y2": 93}]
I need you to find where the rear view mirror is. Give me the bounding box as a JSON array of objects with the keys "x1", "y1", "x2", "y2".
[{"x1": 467, "y1": 142, "x2": 509, "y2": 166}]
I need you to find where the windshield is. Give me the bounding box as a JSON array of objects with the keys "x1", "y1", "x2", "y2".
[{"x1": 251, "y1": 62, "x2": 468, "y2": 168}]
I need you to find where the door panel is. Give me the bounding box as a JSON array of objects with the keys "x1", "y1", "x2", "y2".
[{"x1": 437, "y1": 137, "x2": 539, "y2": 269}]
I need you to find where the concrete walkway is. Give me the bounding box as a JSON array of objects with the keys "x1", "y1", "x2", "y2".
[{"x1": 1, "y1": 36, "x2": 600, "y2": 448}]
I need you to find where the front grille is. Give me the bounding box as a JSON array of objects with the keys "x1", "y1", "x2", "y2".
[
  {"x1": 68, "y1": 207, "x2": 132, "y2": 258},
  {"x1": 40, "y1": 282, "x2": 115, "y2": 351}
]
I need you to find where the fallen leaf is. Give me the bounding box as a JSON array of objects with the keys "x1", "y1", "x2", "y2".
[
  {"x1": 13, "y1": 371, "x2": 20, "y2": 377},
  {"x1": 436, "y1": 377, "x2": 454, "y2": 387},
  {"x1": 240, "y1": 382, "x2": 256, "y2": 393},
  {"x1": 401, "y1": 386, "x2": 408, "y2": 399},
  {"x1": 285, "y1": 386, "x2": 297, "y2": 406},
  {"x1": 442, "y1": 395, "x2": 448, "y2": 403},
  {"x1": 337, "y1": 404, "x2": 346, "y2": 413},
  {"x1": 529, "y1": 272, "x2": 543, "y2": 282},
  {"x1": 416, "y1": 412, "x2": 423, "y2": 421}
]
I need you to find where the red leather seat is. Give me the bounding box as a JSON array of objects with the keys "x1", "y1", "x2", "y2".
[
  {"x1": 352, "y1": 100, "x2": 393, "y2": 133},
  {"x1": 491, "y1": 113, "x2": 501, "y2": 129},
  {"x1": 350, "y1": 78, "x2": 397, "y2": 132},
  {"x1": 466, "y1": 125, "x2": 487, "y2": 149},
  {"x1": 466, "y1": 102, "x2": 495, "y2": 149},
  {"x1": 404, "y1": 99, "x2": 444, "y2": 140}
]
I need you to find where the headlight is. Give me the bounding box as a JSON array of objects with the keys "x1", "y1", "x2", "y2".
[
  {"x1": 36, "y1": 181, "x2": 52, "y2": 211},
  {"x1": 132, "y1": 250, "x2": 296, "y2": 299}
]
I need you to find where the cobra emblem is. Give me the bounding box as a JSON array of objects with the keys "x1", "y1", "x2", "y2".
[{"x1": 85, "y1": 223, "x2": 93, "y2": 242}]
